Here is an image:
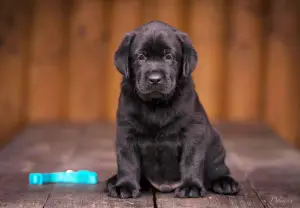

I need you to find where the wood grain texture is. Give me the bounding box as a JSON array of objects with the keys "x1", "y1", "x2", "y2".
[
  {"x1": 0, "y1": 173, "x2": 52, "y2": 208},
  {"x1": 0, "y1": 125, "x2": 82, "y2": 207},
  {"x1": 155, "y1": 182, "x2": 264, "y2": 208},
  {"x1": 0, "y1": 124, "x2": 154, "y2": 207},
  {"x1": 0, "y1": 0, "x2": 32, "y2": 144},
  {"x1": 221, "y1": 122, "x2": 300, "y2": 208},
  {"x1": 141, "y1": 0, "x2": 158, "y2": 23},
  {"x1": 0, "y1": 124, "x2": 82, "y2": 173},
  {"x1": 45, "y1": 170, "x2": 154, "y2": 208},
  {"x1": 155, "y1": 0, "x2": 183, "y2": 30},
  {"x1": 189, "y1": 0, "x2": 227, "y2": 121},
  {"x1": 264, "y1": 0, "x2": 300, "y2": 146},
  {"x1": 106, "y1": 0, "x2": 142, "y2": 122},
  {"x1": 248, "y1": 166, "x2": 300, "y2": 208},
  {"x1": 226, "y1": 0, "x2": 264, "y2": 121},
  {"x1": 67, "y1": 0, "x2": 105, "y2": 122},
  {"x1": 1, "y1": 123, "x2": 300, "y2": 207},
  {"x1": 294, "y1": 63, "x2": 300, "y2": 148},
  {"x1": 27, "y1": 0, "x2": 68, "y2": 123},
  {"x1": 44, "y1": 182, "x2": 154, "y2": 208}
]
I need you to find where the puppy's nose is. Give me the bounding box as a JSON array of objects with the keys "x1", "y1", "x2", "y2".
[{"x1": 148, "y1": 72, "x2": 163, "y2": 84}]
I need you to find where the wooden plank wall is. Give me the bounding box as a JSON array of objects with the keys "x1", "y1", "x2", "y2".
[
  {"x1": 264, "y1": 0, "x2": 300, "y2": 147},
  {"x1": 0, "y1": 0, "x2": 299, "y2": 147},
  {"x1": 0, "y1": 0, "x2": 33, "y2": 145}
]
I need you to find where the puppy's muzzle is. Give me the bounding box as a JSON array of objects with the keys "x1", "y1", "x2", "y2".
[{"x1": 147, "y1": 72, "x2": 163, "y2": 85}]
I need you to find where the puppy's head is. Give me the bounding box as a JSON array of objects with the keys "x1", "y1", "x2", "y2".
[{"x1": 114, "y1": 21, "x2": 197, "y2": 101}]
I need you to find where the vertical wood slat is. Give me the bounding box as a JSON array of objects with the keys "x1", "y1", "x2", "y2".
[
  {"x1": 226, "y1": 0, "x2": 264, "y2": 121},
  {"x1": 67, "y1": 0, "x2": 105, "y2": 122},
  {"x1": 0, "y1": 0, "x2": 33, "y2": 143},
  {"x1": 141, "y1": 0, "x2": 157, "y2": 23},
  {"x1": 295, "y1": 64, "x2": 300, "y2": 148},
  {"x1": 189, "y1": 0, "x2": 227, "y2": 121},
  {"x1": 27, "y1": 0, "x2": 66, "y2": 122},
  {"x1": 292, "y1": 59, "x2": 300, "y2": 148},
  {"x1": 155, "y1": 0, "x2": 183, "y2": 30},
  {"x1": 106, "y1": 0, "x2": 141, "y2": 122},
  {"x1": 264, "y1": 0, "x2": 300, "y2": 145}
]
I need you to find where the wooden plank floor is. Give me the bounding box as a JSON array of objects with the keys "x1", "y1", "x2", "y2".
[{"x1": 0, "y1": 122, "x2": 299, "y2": 208}]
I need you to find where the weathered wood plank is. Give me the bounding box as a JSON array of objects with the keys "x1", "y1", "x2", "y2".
[
  {"x1": 1, "y1": 123, "x2": 300, "y2": 207},
  {"x1": 55, "y1": 127, "x2": 117, "y2": 172},
  {"x1": 155, "y1": 181, "x2": 264, "y2": 208},
  {"x1": 218, "y1": 122, "x2": 300, "y2": 208},
  {"x1": 248, "y1": 166, "x2": 300, "y2": 208},
  {"x1": 0, "y1": 124, "x2": 84, "y2": 208},
  {"x1": 0, "y1": 173, "x2": 52, "y2": 208},
  {"x1": 44, "y1": 178, "x2": 154, "y2": 208},
  {"x1": 0, "y1": 124, "x2": 83, "y2": 173}
]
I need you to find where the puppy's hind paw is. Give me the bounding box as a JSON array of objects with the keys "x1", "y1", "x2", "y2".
[{"x1": 211, "y1": 176, "x2": 240, "y2": 195}]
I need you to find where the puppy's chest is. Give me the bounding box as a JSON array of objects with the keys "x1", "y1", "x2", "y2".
[
  {"x1": 131, "y1": 108, "x2": 189, "y2": 136},
  {"x1": 137, "y1": 133, "x2": 183, "y2": 162},
  {"x1": 133, "y1": 112, "x2": 185, "y2": 156},
  {"x1": 143, "y1": 110, "x2": 173, "y2": 127},
  {"x1": 137, "y1": 133, "x2": 183, "y2": 185}
]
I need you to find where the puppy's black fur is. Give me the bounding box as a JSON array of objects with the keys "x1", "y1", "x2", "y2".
[{"x1": 105, "y1": 21, "x2": 240, "y2": 198}]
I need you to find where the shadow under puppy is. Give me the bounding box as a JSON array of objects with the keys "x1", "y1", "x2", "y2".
[{"x1": 105, "y1": 20, "x2": 240, "y2": 198}]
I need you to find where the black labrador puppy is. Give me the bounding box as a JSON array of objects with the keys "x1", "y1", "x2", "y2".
[{"x1": 105, "y1": 20, "x2": 240, "y2": 198}]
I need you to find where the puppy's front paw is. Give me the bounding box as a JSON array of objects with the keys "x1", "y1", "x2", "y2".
[
  {"x1": 108, "y1": 185, "x2": 140, "y2": 199},
  {"x1": 107, "y1": 179, "x2": 140, "y2": 199},
  {"x1": 211, "y1": 175, "x2": 240, "y2": 195},
  {"x1": 174, "y1": 180, "x2": 207, "y2": 198}
]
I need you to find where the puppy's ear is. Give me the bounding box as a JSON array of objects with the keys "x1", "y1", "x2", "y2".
[
  {"x1": 176, "y1": 31, "x2": 197, "y2": 77},
  {"x1": 114, "y1": 32, "x2": 136, "y2": 78}
]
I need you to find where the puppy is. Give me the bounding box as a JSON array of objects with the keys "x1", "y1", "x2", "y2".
[{"x1": 105, "y1": 20, "x2": 240, "y2": 198}]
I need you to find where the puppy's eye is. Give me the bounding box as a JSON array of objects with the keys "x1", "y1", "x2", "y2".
[
  {"x1": 137, "y1": 54, "x2": 147, "y2": 61},
  {"x1": 164, "y1": 54, "x2": 173, "y2": 61}
]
